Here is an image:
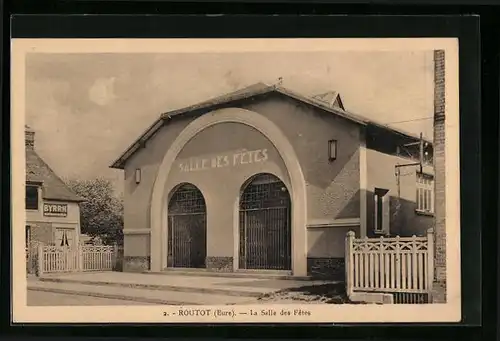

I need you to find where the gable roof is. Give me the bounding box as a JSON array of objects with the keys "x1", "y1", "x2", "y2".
[
  {"x1": 26, "y1": 148, "x2": 85, "y2": 203},
  {"x1": 110, "y1": 82, "x2": 431, "y2": 169}
]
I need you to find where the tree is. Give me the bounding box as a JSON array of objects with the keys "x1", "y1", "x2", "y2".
[{"x1": 66, "y1": 178, "x2": 123, "y2": 246}]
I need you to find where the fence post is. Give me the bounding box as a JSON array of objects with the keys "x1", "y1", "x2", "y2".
[
  {"x1": 36, "y1": 243, "x2": 44, "y2": 277},
  {"x1": 345, "y1": 231, "x2": 355, "y2": 298},
  {"x1": 411, "y1": 235, "x2": 417, "y2": 290},
  {"x1": 426, "y1": 228, "x2": 435, "y2": 295},
  {"x1": 395, "y1": 235, "x2": 401, "y2": 290},
  {"x1": 78, "y1": 245, "x2": 83, "y2": 272},
  {"x1": 113, "y1": 243, "x2": 119, "y2": 271}
]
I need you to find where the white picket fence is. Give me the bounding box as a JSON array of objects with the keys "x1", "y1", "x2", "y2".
[
  {"x1": 345, "y1": 229, "x2": 434, "y2": 303},
  {"x1": 81, "y1": 245, "x2": 115, "y2": 271},
  {"x1": 36, "y1": 244, "x2": 117, "y2": 275}
]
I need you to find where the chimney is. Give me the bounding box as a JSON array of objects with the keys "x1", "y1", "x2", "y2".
[
  {"x1": 432, "y1": 49, "x2": 446, "y2": 302},
  {"x1": 25, "y1": 125, "x2": 35, "y2": 149},
  {"x1": 434, "y1": 50, "x2": 446, "y2": 119}
]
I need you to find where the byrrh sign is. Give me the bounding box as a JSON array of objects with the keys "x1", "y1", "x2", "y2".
[
  {"x1": 178, "y1": 148, "x2": 269, "y2": 173},
  {"x1": 43, "y1": 203, "x2": 68, "y2": 217}
]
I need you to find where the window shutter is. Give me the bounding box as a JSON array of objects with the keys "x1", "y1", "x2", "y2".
[
  {"x1": 382, "y1": 195, "x2": 390, "y2": 234},
  {"x1": 374, "y1": 194, "x2": 379, "y2": 231}
]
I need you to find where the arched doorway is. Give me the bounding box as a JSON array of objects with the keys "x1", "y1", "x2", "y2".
[
  {"x1": 167, "y1": 183, "x2": 207, "y2": 268},
  {"x1": 239, "y1": 173, "x2": 291, "y2": 270}
]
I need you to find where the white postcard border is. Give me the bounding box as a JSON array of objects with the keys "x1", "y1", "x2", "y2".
[{"x1": 12, "y1": 38, "x2": 461, "y2": 324}]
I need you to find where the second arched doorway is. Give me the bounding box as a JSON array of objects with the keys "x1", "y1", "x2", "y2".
[
  {"x1": 167, "y1": 183, "x2": 207, "y2": 268},
  {"x1": 239, "y1": 173, "x2": 292, "y2": 271}
]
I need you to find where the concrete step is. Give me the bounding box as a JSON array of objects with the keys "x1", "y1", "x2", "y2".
[
  {"x1": 143, "y1": 269, "x2": 313, "y2": 281},
  {"x1": 28, "y1": 280, "x2": 259, "y2": 305},
  {"x1": 38, "y1": 276, "x2": 270, "y2": 298}
]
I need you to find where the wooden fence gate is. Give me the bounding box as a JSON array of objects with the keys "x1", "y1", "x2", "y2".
[
  {"x1": 81, "y1": 245, "x2": 116, "y2": 271},
  {"x1": 40, "y1": 245, "x2": 78, "y2": 273},
  {"x1": 345, "y1": 229, "x2": 435, "y2": 304},
  {"x1": 29, "y1": 243, "x2": 118, "y2": 275}
]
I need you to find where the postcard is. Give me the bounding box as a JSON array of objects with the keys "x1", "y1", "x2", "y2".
[{"x1": 12, "y1": 37, "x2": 460, "y2": 323}]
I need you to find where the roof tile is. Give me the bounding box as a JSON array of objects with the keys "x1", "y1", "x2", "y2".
[{"x1": 26, "y1": 149, "x2": 85, "y2": 202}]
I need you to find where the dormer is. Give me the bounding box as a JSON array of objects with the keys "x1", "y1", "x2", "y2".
[{"x1": 311, "y1": 91, "x2": 345, "y2": 111}]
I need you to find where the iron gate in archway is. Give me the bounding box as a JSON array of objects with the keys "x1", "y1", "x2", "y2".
[
  {"x1": 167, "y1": 183, "x2": 207, "y2": 268},
  {"x1": 239, "y1": 174, "x2": 291, "y2": 270}
]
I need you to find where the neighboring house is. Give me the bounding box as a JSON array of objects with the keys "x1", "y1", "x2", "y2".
[
  {"x1": 25, "y1": 125, "x2": 85, "y2": 251},
  {"x1": 110, "y1": 82, "x2": 435, "y2": 278}
]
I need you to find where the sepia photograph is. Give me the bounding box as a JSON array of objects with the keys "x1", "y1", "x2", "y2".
[{"x1": 11, "y1": 38, "x2": 461, "y2": 323}]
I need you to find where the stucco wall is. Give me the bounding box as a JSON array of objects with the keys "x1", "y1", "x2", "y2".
[
  {"x1": 124, "y1": 96, "x2": 361, "y2": 230},
  {"x1": 306, "y1": 225, "x2": 360, "y2": 279},
  {"x1": 366, "y1": 149, "x2": 434, "y2": 237},
  {"x1": 123, "y1": 118, "x2": 190, "y2": 257},
  {"x1": 307, "y1": 226, "x2": 360, "y2": 258},
  {"x1": 242, "y1": 95, "x2": 361, "y2": 223},
  {"x1": 26, "y1": 200, "x2": 80, "y2": 225},
  {"x1": 121, "y1": 94, "x2": 362, "y2": 267},
  {"x1": 166, "y1": 122, "x2": 290, "y2": 258},
  {"x1": 26, "y1": 199, "x2": 81, "y2": 245}
]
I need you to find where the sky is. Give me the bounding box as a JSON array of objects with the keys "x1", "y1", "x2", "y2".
[{"x1": 25, "y1": 50, "x2": 435, "y2": 194}]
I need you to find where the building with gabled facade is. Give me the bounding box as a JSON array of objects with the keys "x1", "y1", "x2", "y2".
[
  {"x1": 110, "y1": 82, "x2": 435, "y2": 278},
  {"x1": 25, "y1": 125, "x2": 85, "y2": 259}
]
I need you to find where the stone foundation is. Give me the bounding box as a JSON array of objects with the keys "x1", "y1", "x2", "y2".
[
  {"x1": 123, "y1": 256, "x2": 150, "y2": 272},
  {"x1": 113, "y1": 247, "x2": 124, "y2": 272},
  {"x1": 431, "y1": 280, "x2": 447, "y2": 303},
  {"x1": 206, "y1": 256, "x2": 233, "y2": 272},
  {"x1": 307, "y1": 257, "x2": 345, "y2": 280},
  {"x1": 350, "y1": 292, "x2": 394, "y2": 304}
]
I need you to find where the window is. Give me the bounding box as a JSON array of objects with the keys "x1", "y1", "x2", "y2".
[
  {"x1": 25, "y1": 185, "x2": 39, "y2": 210},
  {"x1": 374, "y1": 188, "x2": 390, "y2": 234},
  {"x1": 416, "y1": 173, "x2": 434, "y2": 214},
  {"x1": 54, "y1": 228, "x2": 75, "y2": 248}
]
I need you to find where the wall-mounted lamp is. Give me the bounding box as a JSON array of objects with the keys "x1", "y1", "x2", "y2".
[
  {"x1": 328, "y1": 139, "x2": 338, "y2": 161},
  {"x1": 135, "y1": 168, "x2": 142, "y2": 184}
]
